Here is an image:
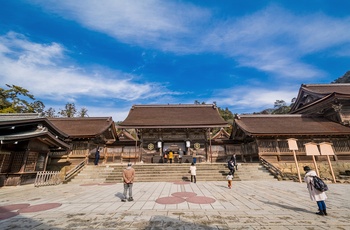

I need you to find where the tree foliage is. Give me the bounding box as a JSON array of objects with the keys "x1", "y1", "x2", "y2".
[
  {"x1": 1, "y1": 84, "x2": 89, "y2": 118},
  {"x1": 255, "y1": 99, "x2": 295, "y2": 115},
  {"x1": 0, "y1": 84, "x2": 45, "y2": 113},
  {"x1": 77, "y1": 107, "x2": 89, "y2": 117},
  {"x1": 332, "y1": 70, "x2": 350, "y2": 83},
  {"x1": 58, "y1": 102, "x2": 77, "y2": 118},
  {"x1": 194, "y1": 100, "x2": 234, "y2": 133}
]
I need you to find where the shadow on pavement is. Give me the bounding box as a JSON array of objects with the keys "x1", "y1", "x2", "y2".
[{"x1": 259, "y1": 199, "x2": 314, "y2": 214}]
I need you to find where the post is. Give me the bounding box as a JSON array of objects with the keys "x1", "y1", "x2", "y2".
[
  {"x1": 287, "y1": 138, "x2": 302, "y2": 183},
  {"x1": 209, "y1": 129, "x2": 212, "y2": 163},
  {"x1": 134, "y1": 129, "x2": 138, "y2": 164},
  {"x1": 326, "y1": 155, "x2": 336, "y2": 183},
  {"x1": 292, "y1": 150, "x2": 302, "y2": 183},
  {"x1": 319, "y1": 142, "x2": 337, "y2": 183},
  {"x1": 311, "y1": 155, "x2": 320, "y2": 176},
  {"x1": 304, "y1": 142, "x2": 320, "y2": 176}
]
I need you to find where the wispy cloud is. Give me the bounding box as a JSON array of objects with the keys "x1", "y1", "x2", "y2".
[
  {"x1": 209, "y1": 85, "x2": 298, "y2": 113},
  {"x1": 31, "y1": 1, "x2": 350, "y2": 79},
  {"x1": 0, "y1": 32, "x2": 172, "y2": 102}
]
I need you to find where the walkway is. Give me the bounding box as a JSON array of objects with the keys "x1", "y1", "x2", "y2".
[{"x1": 0, "y1": 180, "x2": 349, "y2": 229}]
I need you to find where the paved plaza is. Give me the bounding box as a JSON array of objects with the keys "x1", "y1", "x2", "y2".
[{"x1": 0, "y1": 180, "x2": 349, "y2": 229}]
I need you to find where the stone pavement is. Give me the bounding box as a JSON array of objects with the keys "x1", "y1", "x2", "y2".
[{"x1": 0, "y1": 180, "x2": 349, "y2": 230}]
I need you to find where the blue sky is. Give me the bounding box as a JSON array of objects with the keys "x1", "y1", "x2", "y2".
[{"x1": 1, "y1": 0, "x2": 349, "y2": 121}]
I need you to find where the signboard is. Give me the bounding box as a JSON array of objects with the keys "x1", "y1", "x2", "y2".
[
  {"x1": 319, "y1": 142, "x2": 335, "y2": 156},
  {"x1": 287, "y1": 138, "x2": 298, "y2": 150},
  {"x1": 304, "y1": 142, "x2": 320, "y2": 156}
]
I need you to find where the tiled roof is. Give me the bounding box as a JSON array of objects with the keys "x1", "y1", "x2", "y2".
[
  {"x1": 0, "y1": 113, "x2": 42, "y2": 121},
  {"x1": 301, "y1": 84, "x2": 350, "y2": 95},
  {"x1": 235, "y1": 114, "x2": 350, "y2": 136},
  {"x1": 290, "y1": 83, "x2": 350, "y2": 113},
  {"x1": 49, "y1": 117, "x2": 114, "y2": 137},
  {"x1": 118, "y1": 104, "x2": 229, "y2": 128}
]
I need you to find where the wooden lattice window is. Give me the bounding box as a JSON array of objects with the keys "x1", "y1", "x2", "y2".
[
  {"x1": 332, "y1": 139, "x2": 350, "y2": 153},
  {"x1": 258, "y1": 140, "x2": 277, "y2": 153},
  {"x1": 25, "y1": 152, "x2": 38, "y2": 172},
  {"x1": 0, "y1": 153, "x2": 11, "y2": 173},
  {"x1": 71, "y1": 142, "x2": 89, "y2": 155},
  {"x1": 10, "y1": 151, "x2": 25, "y2": 173},
  {"x1": 277, "y1": 140, "x2": 289, "y2": 153}
]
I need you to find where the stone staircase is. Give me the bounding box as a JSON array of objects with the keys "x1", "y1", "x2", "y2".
[{"x1": 66, "y1": 162, "x2": 277, "y2": 184}]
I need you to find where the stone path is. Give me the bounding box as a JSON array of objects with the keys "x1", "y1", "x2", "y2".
[{"x1": 0, "y1": 180, "x2": 349, "y2": 229}]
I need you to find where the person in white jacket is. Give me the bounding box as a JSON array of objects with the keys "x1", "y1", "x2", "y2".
[
  {"x1": 303, "y1": 166, "x2": 328, "y2": 216},
  {"x1": 190, "y1": 163, "x2": 196, "y2": 183}
]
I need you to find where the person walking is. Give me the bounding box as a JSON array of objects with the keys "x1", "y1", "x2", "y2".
[
  {"x1": 232, "y1": 154, "x2": 238, "y2": 170},
  {"x1": 122, "y1": 162, "x2": 135, "y2": 202},
  {"x1": 226, "y1": 172, "x2": 233, "y2": 189},
  {"x1": 190, "y1": 162, "x2": 197, "y2": 183},
  {"x1": 303, "y1": 166, "x2": 328, "y2": 216},
  {"x1": 228, "y1": 159, "x2": 235, "y2": 176}
]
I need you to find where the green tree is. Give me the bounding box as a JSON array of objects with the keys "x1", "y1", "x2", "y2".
[
  {"x1": 332, "y1": 70, "x2": 350, "y2": 83},
  {"x1": 78, "y1": 107, "x2": 89, "y2": 117},
  {"x1": 272, "y1": 100, "x2": 291, "y2": 114},
  {"x1": 58, "y1": 102, "x2": 77, "y2": 117},
  {"x1": 0, "y1": 84, "x2": 45, "y2": 113},
  {"x1": 44, "y1": 107, "x2": 57, "y2": 117}
]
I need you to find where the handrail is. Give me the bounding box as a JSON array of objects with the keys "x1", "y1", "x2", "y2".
[
  {"x1": 260, "y1": 157, "x2": 284, "y2": 178},
  {"x1": 64, "y1": 159, "x2": 87, "y2": 182}
]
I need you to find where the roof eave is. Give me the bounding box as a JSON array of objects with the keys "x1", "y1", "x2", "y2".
[{"x1": 117, "y1": 124, "x2": 229, "y2": 129}]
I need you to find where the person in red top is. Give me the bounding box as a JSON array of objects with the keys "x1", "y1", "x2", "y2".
[{"x1": 122, "y1": 162, "x2": 135, "y2": 202}]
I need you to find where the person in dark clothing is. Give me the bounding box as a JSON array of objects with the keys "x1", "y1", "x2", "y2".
[
  {"x1": 94, "y1": 147, "x2": 100, "y2": 165},
  {"x1": 231, "y1": 154, "x2": 238, "y2": 170},
  {"x1": 228, "y1": 159, "x2": 235, "y2": 176}
]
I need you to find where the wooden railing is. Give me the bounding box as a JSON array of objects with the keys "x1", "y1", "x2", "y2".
[
  {"x1": 260, "y1": 157, "x2": 284, "y2": 179},
  {"x1": 64, "y1": 159, "x2": 87, "y2": 182},
  {"x1": 34, "y1": 171, "x2": 61, "y2": 187}
]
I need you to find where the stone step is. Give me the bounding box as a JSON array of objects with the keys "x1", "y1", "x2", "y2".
[{"x1": 68, "y1": 163, "x2": 277, "y2": 184}]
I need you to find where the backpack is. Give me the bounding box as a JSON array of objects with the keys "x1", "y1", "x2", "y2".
[{"x1": 312, "y1": 176, "x2": 328, "y2": 192}]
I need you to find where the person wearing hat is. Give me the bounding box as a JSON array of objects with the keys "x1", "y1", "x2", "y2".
[
  {"x1": 303, "y1": 166, "x2": 328, "y2": 216},
  {"x1": 122, "y1": 162, "x2": 135, "y2": 202}
]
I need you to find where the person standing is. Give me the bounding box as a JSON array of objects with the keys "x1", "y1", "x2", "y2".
[
  {"x1": 122, "y1": 162, "x2": 135, "y2": 202},
  {"x1": 178, "y1": 148, "x2": 183, "y2": 164},
  {"x1": 94, "y1": 147, "x2": 100, "y2": 165},
  {"x1": 190, "y1": 162, "x2": 197, "y2": 183},
  {"x1": 303, "y1": 166, "x2": 328, "y2": 216},
  {"x1": 168, "y1": 151, "x2": 174, "y2": 164},
  {"x1": 192, "y1": 150, "x2": 197, "y2": 164},
  {"x1": 226, "y1": 172, "x2": 233, "y2": 189}
]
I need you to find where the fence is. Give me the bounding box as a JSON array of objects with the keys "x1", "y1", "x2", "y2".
[{"x1": 34, "y1": 171, "x2": 61, "y2": 187}]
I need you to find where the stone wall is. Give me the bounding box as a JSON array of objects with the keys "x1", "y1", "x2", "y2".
[{"x1": 272, "y1": 161, "x2": 350, "y2": 183}]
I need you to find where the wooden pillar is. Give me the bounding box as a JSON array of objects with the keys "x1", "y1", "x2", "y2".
[
  {"x1": 275, "y1": 139, "x2": 281, "y2": 162},
  {"x1": 43, "y1": 152, "x2": 49, "y2": 171},
  {"x1": 86, "y1": 141, "x2": 90, "y2": 165},
  {"x1": 103, "y1": 147, "x2": 107, "y2": 164},
  {"x1": 19, "y1": 150, "x2": 29, "y2": 173}
]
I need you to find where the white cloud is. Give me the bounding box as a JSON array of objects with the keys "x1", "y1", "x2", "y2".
[
  {"x1": 30, "y1": 2, "x2": 350, "y2": 79},
  {"x1": 210, "y1": 85, "x2": 298, "y2": 113},
  {"x1": 0, "y1": 32, "x2": 171, "y2": 102},
  {"x1": 31, "y1": 0, "x2": 210, "y2": 53}
]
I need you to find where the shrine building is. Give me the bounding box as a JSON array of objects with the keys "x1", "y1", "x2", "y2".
[
  {"x1": 231, "y1": 84, "x2": 350, "y2": 163},
  {"x1": 117, "y1": 104, "x2": 230, "y2": 163}
]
